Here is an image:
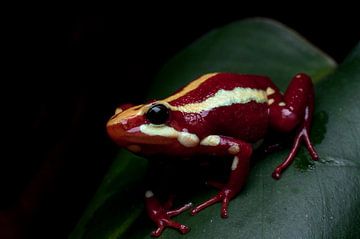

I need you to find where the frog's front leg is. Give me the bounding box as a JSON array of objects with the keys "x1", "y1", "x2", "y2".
[
  {"x1": 191, "y1": 136, "x2": 252, "y2": 218},
  {"x1": 145, "y1": 190, "x2": 192, "y2": 237}
]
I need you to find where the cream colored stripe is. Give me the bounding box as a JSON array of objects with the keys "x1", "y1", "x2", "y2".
[
  {"x1": 108, "y1": 79, "x2": 268, "y2": 126},
  {"x1": 163, "y1": 73, "x2": 218, "y2": 102},
  {"x1": 139, "y1": 124, "x2": 199, "y2": 147},
  {"x1": 169, "y1": 87, "x2": 267, "y2": 113},
  {"x1": 107, "y1": 104, "x2": 144, "y2": 126}
]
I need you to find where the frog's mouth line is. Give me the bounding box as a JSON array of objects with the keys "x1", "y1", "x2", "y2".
[
  {"x1": 107, "y1": 125, "x2": 176, "y2": 147},
  {"x1": 121, "y1": 135, "x2": 176, "y2": 146}
]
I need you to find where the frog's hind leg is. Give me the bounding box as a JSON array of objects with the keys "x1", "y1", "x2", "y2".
[{"x1": 268, "y1": 73, "x2": 319, "y2": 179}]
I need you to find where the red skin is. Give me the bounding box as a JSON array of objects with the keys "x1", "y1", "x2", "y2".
[{"x1": 107, "y1": 73, "x2": 319, "y2": 237}]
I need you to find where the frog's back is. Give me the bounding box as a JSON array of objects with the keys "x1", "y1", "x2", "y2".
[{"x1": 165, "y1": 73, "x2": 270, "y2": 142}]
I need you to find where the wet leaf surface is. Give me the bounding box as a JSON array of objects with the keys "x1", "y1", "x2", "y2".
[{"x1": 71, "y1": 19, "x2": 360, "y2": 239}]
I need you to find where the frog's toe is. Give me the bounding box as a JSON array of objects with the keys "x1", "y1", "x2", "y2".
[
  {"x1": 146, "y1": 191, "x2": 191, "y2": 237},
  {"x1": 151, "y1": 219, "x2": 190, "y2": 237},
  {"x1": 191, "y1": 187, "x2": 236, "y2": 217}
]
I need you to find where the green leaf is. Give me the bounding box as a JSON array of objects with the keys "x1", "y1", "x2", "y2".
[
  {"x1": 70, "y1": 18, "x2": 360, "y2": 239},
  {"x1": 148, "y1": 18, "x2": 336, "y2": 98}
]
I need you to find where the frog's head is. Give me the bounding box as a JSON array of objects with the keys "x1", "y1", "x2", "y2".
[
  {"x1": 107, "y1": 101, "x2": 199, "y2": 153},
  {"x1": 106, "y1": 73, "x2": 222, "y2": 153}
]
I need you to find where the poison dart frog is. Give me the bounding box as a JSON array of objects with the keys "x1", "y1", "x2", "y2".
[{"x1": 107, "y1": 72, "x2": 319, "y2": 237}]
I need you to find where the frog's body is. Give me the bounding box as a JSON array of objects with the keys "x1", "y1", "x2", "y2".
[{"x1": 107, "y1": 72, "x2": 319, "y2": 237}]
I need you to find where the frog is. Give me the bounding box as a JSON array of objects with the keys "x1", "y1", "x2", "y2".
[{"x1": 106, "y1": 72, "x2": 319, "y2": 237}]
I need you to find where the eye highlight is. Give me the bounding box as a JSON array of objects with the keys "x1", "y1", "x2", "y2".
[{"x1": 146, "y1": 104, "x2": 169, "y2": 125}]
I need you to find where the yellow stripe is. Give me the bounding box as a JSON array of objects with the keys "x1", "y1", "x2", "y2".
[
  {"x1": 163, "y1": 73, "x2": 218, "y2": 102},
  {"x1": 169, "y1": 87, "x2": 267, "y2": 113},
  {"x1": 108, "y1": 77, "x2": 267, "y2": 125},
  {"x1": 107, "y1": 104, "x2": 144, "y2": 126}
]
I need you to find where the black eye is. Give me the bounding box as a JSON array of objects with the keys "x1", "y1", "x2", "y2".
[{"x1": 146, "y1": 104, "x2": 169, "y2": 125}]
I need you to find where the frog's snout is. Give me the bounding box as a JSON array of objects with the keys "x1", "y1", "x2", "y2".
[
  {"x1": 106, "y1": 103, "x2": 146, "y2": 145},
  {"x1": 106, "y1": 118, "x2": 127, "y2": 142}
]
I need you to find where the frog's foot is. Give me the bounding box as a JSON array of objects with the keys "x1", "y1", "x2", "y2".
[
  {"x1": 191, "y1": 187, "x2": 235, "y2": 218},
  {"x1": 268, "y1": 74, "x2": 320, "y2": 179},
  {"x1": 192, "y1": 143, "x2": 251, "y2": 218},
  {"x1": 145, "y1": 191, "x2": 192, "y2": 237},
  {"x1": 272, "y1": 106, "x2": 319, "y2": 180}
]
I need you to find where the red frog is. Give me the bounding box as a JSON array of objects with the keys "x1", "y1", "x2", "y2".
[{"x1": 107, "y1": 72, "x2": 319, "y2": 237}]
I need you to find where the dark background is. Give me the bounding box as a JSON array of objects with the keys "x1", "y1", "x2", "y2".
[{"x1": 2, "y1": 5, "x2": 359, "y2": 239}]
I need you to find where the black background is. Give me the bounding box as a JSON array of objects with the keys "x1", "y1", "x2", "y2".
[{"x1": 2, "y1": 5, "x2": 359, "y2": 238}]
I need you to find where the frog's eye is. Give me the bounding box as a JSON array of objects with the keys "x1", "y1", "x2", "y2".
[{"x1": 146, "y1": 104, "x2": 169, "y2": 125}]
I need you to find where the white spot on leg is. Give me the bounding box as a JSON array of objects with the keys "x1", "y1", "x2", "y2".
[
  {"x1": 200, "y1": 135, "x2": 221, "y2": 146},
  {"x1": 278, "y1": 102, "x2": 286, "y2": 106},
  {"x1": 266, "y1": 87, "x2": 275, "y2": 96},
  {"x1": 145, "y1": 190, "x2": 154, "y2": 198},
  {"x1": 231, "y1": 156, "x2": 239, "y2": 171},
  {"x1": 228, "y1": 144, "x2": 240, "y2": 154}
]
